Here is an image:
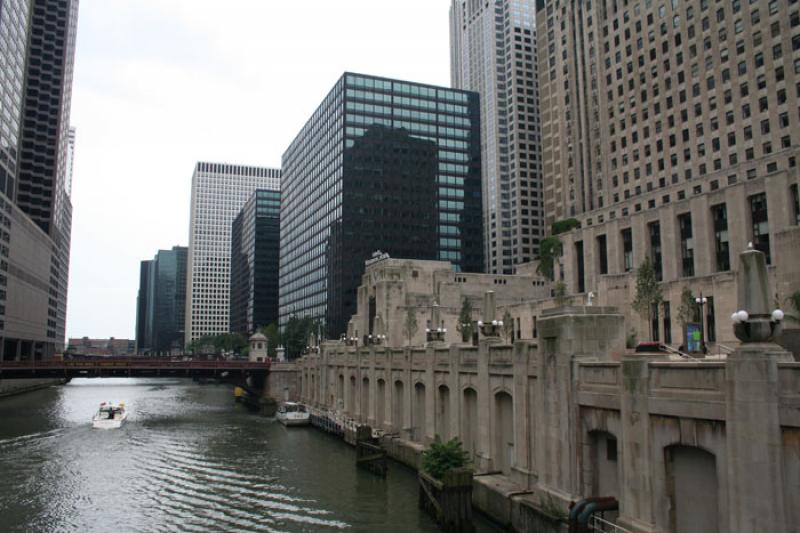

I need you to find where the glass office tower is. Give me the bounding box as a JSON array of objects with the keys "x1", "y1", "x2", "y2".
[
  {"x1": 280, "y1": 72, "x2": 482, "y2": 336},
  {"x1": 230, "y1": 189, "x2": 281, "y2": 335}
]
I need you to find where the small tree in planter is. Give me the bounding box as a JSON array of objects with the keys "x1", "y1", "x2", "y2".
[
  {"x1": 419, "y1": 437, "x2": 474, "y2": 532},
  {"x1": 456, "y1": 299, "x2": 474, "y2": 343}
]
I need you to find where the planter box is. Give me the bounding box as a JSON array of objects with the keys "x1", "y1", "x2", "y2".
[{"x1": 418, "y1": 468, "x2": 474, "y2": 532}]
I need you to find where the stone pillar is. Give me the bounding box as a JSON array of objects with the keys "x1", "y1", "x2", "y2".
[
  {"x1": 425, "y1": 345, "x2": 436, "y2": 444},
  {"x1": 476, "y1": 337, "x2": 498, "y2": 472},
  {"x1": 535, "y1": 306, "x2": 625, "y2": 505},
  {"x1": 725, "y1": 344, "x2": 789, "y2": 532},
  {"x1": 512, "y1": 340, "x2": 534, "y2": 488},
  {"x1": 616, "y1": 357, "x2": 657, "y2": 533},
  {"x1": 448, "y1": 343, "x2": 461, "y2": 443}
]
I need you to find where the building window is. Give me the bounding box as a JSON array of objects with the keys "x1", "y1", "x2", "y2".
[
  {"x1": 652, "y1": 302, "x2": 660, "y2": 342},
  {"x1": 575, "y1": 241, "x2": 585, "y2": 294},
  {"x1": 678, "y1": 213, "x2": 695, "y2": 277},
  {"x1": 597, "y1": 235, "x2": 608, "y2": 275},
  {"x1": 792, "y1": 184, "x2": 800, "y2": 225},
  {"x1": 706, "y1": 297, "x2": 716, "y2": 343},
  {"x1": 712, "y1": 204, "x2": 730, "y2": 271},
  {"x1": 622, "y1": 228, "x2": 633, "y2": 272},
  {"x1": 648, "y1": 221, "x2": 663, "y2": 281},
  {"x1": 749, "y1": 193, "x2": 770, "y2": 264},
  {"x1": 663, "y1": 301, "x2": 672, "y2": 344}
]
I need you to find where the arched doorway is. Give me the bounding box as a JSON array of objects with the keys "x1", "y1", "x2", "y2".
[
  {"x1": 666, "y1": 445, "x2": 719, "y2": 533},
  {"x1": 376, "y1": 379, "x2": 386, "y2": 428},
  {"x1": 393, "y1": 380, "x2": 405, "y2": 432},
  {"x1": 348, "y1": 376, "x2": 356, "y2": 414},
  {"x1": 361, "y1": 377, "x2": 370, "y2": 422},
  {"x1": 413, "y1": 382, "x2": 426, "y2": 442},
  {"x1": 337, "y1": 374, "x2": 344, "y2": 411},
  {"x1": 493, "y1": 391, "x2": 514, "y2": 475},
  {"x1": 436, "y1": 384, "x2": 450, "y2": 441},
  {"x1": 461, "y1": 387, "x2": 478, "y2": 459}
]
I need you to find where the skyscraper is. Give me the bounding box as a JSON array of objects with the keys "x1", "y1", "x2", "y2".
[
  {"x1": 538, "y1": 0, "x2": 800, "y2": 345},
  {"x1": 0, "y1": 0, "x2": 78, "y2": 359},
  {"x1": 230, "y1": 189, "x2": 281, "y2": 335},
  {"x1": 185, "y1": 162, "x2": 280, "y2": 343},
  {"x1": 450, "y1": 0, "x2": 543, "y2": 274},
  {"x1": 280, "y1": 73, "x2": 482, "y2": 336},
  {"x1": 135, "y1": 247, "x2": 188, "y2": 354}
]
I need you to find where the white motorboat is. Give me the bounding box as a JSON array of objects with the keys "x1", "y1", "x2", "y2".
[
  {"x1": 92, "y1": 401, "x2": 128, "y2": 429},
  {"x1": 276, "y1": 402, "x2": 310, "y2": 426}
]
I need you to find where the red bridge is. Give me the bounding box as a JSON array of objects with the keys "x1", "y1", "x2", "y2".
[{"x1": 0, "y1": 358, "x2": 271, "y2": 380}]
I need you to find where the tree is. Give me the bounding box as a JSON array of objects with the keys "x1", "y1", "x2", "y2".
[
  {"x1": 282, "y1": 315, "x2": 314, "y2": 359},
  {"x1": 403, "y1": 307, "x2": 418, "y2": 347},
  {"x1": 259, "y1": 323, "x2": 280, "y2": 357},
  {"x1": 554, "y1": 281, "x2": 570, "y2": 307},
  {"x1": 456, "y1": 298, "x2": 474, "y2": 342},
  {"x1": 632, "y1": 257, "x2": 663, "y2": 341},
  {"x1": 536, "y1": 236, "x2": 562, "y2": 281},
  {"x1": 677, "y1": 286, "x2": 697, "y2": 329},
  {"x1": 502, "y1": 310, "x2": 514, "y2": 342}
]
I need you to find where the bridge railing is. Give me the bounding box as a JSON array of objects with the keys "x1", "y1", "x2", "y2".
[{"x1": 0, "y1": 358, "x2": 271, "y2": 370}]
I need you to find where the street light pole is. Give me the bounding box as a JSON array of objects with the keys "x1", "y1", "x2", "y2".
[{"x1": 695, "y1": 292, "x2": 708, "y2": 353}]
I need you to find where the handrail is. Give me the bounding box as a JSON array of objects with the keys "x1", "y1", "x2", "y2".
[
  {"x1": 660, "y1": 344, "x2": 699, "y2": 361},
  {"x1": 589, "y1": 515, "x2": 633, "y2": 533},
  {"x1": 715, "y1": 343, "x2": 735, "y2": 353}
]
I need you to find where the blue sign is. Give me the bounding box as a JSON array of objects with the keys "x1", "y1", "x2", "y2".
[{"x1": 686, "y1": 323, "x2": 702, "y2": 353}]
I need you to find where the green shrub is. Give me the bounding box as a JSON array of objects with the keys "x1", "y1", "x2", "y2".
[{"x1": 421, "y1": 436, "x2": 471, "y2": 480}]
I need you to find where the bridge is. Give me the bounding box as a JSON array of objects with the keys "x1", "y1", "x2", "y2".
[{"x1": 0, "y1": 358, "x2": 270, "y2": 380}]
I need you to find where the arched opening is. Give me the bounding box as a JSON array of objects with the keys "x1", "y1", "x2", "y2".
[
  {"x1": 413, "y1": 382, "x2": 427, "y2": 442},
  {"x1": 461, "y1": 387, "x2": 478, "y2": 459},
  {"x1": 666, "y1": 445, "x2": 719, "y2": 533},
  {"x1": 493, "y1": 391, "x2": 514, "y2": 475},
  {"x1": 376, "y1": 379, "x2": 386, "y2": 428},
  {"x1": 348, "y1": 376, "x2": 356, "y2": 414},
  {"x1": 361, "y1": 377, "x2": 370, "y2": 422},
  {"x1": 310, "y1": 374, "x2": 316, "y2": 403},
  {"x1": 337, "y1": 374, "x2": 345, "y2": 410},
  {"x1": 436, "y1": 384, "x2": 451, "y2": 441},
  {"x1": 393, "y1": 380, "x2": 405, "y2": 431}
]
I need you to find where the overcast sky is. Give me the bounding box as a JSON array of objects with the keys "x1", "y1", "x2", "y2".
[{"x1": 68, "y1": 0, "x2": 453, "y2": 339}]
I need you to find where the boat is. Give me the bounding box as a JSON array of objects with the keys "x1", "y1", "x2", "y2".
[
  {"x1": 276, "y1": 402, "x2": 310, "y2": 426},
  {"x1": 92, "y1": 401, "x2": 128, "y2": 429}
]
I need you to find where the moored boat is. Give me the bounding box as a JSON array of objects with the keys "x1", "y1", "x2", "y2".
[
  {"x1": 92, "y1": 401, "x2": 128, "y2": 429},
  {"x1": 276, "y1": 402, "x2": 310, "y2": 426}
]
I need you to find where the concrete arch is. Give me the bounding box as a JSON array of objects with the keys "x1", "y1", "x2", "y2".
[
  {"x1": 665, "y1": 445, "x2": 720, "y2": 533},
  {"x1": 392, "y1": 379, "x2": 405, "y2": 432},
  {"x1": 584, "y1": 430, "x2": 620, "y2": 502},
  {"x1": 348, "y1": 375, "x2": 356, "y2": 414},
  {"x1": 376, "y1": 378, "x2": 386, "y2": 429}
]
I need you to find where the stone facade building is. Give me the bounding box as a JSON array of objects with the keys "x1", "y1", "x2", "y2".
[
  {"x1": 345, "y1": 257, "x2": 550, "y2": 348},
  {"x1": 537, "y1": 0, "x2": 800, "y2": 348}
]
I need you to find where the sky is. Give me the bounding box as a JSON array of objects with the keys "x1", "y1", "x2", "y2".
[{"x1": 67, "y1": 0, "x2": 454, "y2": 339}]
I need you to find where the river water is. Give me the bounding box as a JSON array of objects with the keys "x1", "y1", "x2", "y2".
[{"x1": 0, "y1": 378, "x2": 501, "y2": 532}]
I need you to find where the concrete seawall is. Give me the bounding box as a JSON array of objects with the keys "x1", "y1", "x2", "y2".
[{"x1": 0, "y1": 378, "x2": 65, "y2": 398}]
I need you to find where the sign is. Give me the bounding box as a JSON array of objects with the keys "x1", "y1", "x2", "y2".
[{"x1": 686, "y1": 323, "x2": 703, "y2": 353}]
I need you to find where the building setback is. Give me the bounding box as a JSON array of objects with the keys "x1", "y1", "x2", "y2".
[
  {"x1": 0, "y1": 0, "x2": 78, "y2": 359},
  {"x1": 538, "y1": 0, "x2": 800, "y2": 346},
  {"x1": 185, "y1": 162, "x2": 280, "y2": 343},
  {"x1": 450, "y1": 0, "x2": 543, "y2": 274},
  {"x1": 279, "y1": 73, "x2": 482, "y2": 336},
  {"x1": 135, "y1": 246, "x2": 187, "y2": 355},
  {"x1": 230, "y1": 189, "x2": 281, "y2": 336}
]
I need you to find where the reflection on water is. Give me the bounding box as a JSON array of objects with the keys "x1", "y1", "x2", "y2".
[{"x1": 0, "y1": 378, "x2": 493, "y2": 532}]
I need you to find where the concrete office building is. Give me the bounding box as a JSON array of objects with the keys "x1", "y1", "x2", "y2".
[
  {"x1": 0, "y1": 0, "x2": 79, "y2": 359},
  {"x1": 537, "y1": 0, "x2": 800, "y2": 347},
  {"x1": 450, "y1": 0, "x2": 544, "y2": 273},
  {"x1": 185, "y1": 162, "x2": 280, "y2": 343},
  {"x1": 280, "y1": 73, "x2": 482, "y2": 336},
  {"x1": 230, "y1": 189, "x2": 281, "y2": 336},
  {"x1": 135, "y1": 246, "x2": 188, "y2": 354}
]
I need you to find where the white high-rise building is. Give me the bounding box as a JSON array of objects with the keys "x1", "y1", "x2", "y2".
[
  {"x1": 185, "y1": 162, "x2": 280, "y2": 343},
  {"x1": 450, "y1": 0, "x2": 543, "y2": 274}
]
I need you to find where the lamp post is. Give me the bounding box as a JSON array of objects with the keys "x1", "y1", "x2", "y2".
[{"x1": 695, "y1": 292, "x2": 708, "y2": 354}]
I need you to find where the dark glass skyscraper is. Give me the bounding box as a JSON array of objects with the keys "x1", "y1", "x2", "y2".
[
  {"x1": 135, "y1": 246, "x2": 187, "y2": 355},
  {"x1": 280, "y1": 73, "x2": 482, "y2": 336},
  {"x1": 230, "y1": 189, "x2": 280, "y2": 335}
]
